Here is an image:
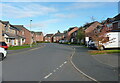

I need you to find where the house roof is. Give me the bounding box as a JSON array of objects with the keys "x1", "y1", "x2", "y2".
[
  {"x1": 35, "y1": 32, "x2": 43, "y2": 35},
  {"x1": 3, "y1": 32, "x2": 25, "y2": 39},
  {"x1": 68, "y1": 27, "x2": 78, "y2": 32},
  {"x1": 13, "y1": 25, "x2": 24, "y2": 29},
  {"x1": 83, "y1": 21, "x2": 96, "y2": 28},
  {"x1": 10, "y1": 25, "x2": 21, "y2": 31},
  {"x1": 105, "y1": 18, "x2": 115, "y2": 23},
  {"x1": 0, "y1": 21, "x2": 9, "y2": 25},
  {"x1": 114, "y1": 14, "x2": 120, "y2": 21},
  {"x1": 53, "y1": 33, "x2": 64, "y2": 37},
  {"x1": 31, "y1": 31, "x2": 43, "y2": 35},
  {"x1": 45, "y1": 34, "x2": 53, "y2": 37},
  {"x1": 85, "y1": 21, "x2": 102, "y2": 33},
  {"x1": 13, "y1": 25, "x2": 30, "y2": 32}
]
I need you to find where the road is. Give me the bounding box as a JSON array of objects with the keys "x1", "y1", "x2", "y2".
[{"x1": 2, "y1": 43, "x2": 91, "y2": 82}]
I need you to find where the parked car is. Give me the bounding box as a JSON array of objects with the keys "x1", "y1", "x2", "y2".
[
  {"x1": 59, "y1": 40, "x2": 68, "y2": 43},
  {"x1": 0, "y1": 47, "x2": 7, "y2": 60},
  {"x1": 88, "y1": 40, "x2": 96, "y2": 49},
  {"x1": 0, "y1": 42, "x2": 8, "y2": 50}
]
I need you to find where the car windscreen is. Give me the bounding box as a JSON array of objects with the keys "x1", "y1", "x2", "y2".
[{"x1": 0, "y1": 42, "x2": 7, "y2": 46}]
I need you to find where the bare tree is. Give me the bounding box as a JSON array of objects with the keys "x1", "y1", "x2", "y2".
[{"x1": 90, "y1": 16, "x2": 96, "y2": 22}]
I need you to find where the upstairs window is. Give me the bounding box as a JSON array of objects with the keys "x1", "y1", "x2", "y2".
[
  {"x1": 107, "y1": 23, "x2": 112, "y2": 28},
  {"x1": 22, "y1": 31, "x2": 25, "y2": 35}
]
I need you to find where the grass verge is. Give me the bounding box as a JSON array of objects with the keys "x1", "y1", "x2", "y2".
[
  {"x1": 89, "y1": 50, "x2": 120, "y2": 55},
  {"x1": 8, "y1": 46, "x2": 32, "y2": 50}
]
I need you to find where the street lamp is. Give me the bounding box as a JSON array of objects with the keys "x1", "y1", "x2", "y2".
[{"x1": 30, "y1": 20, "x2": 32, "y2": 47}]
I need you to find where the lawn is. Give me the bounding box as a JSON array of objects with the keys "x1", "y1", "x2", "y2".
[
  {"x1": 89, "y1": 50, "x2": 120, "y2": 55},
  {"x1": 8, "y1": 46, "x2": 31, "y2": 50}
]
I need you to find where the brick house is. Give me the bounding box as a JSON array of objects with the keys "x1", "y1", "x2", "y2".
[
  {"x1": 85, "y1": 21, "x2": 102, "y2": 42},
  {"x1": 13, "y1": 25, "x2": 31, "y2": 44},
  {"x1": 35, "y1": 32, "x2": 44, "y2": 42},
  {"x1": 0, "y1": 21, "x2": 25, "y2": 46},
  {"x1": 44, "y1": 34, "x2": 53, "y2": 43},
  {"x1": 53, "y1": 31, "x2": 65, "y2": 43},
  {"x1": 70, "y1": 29, "x2": 78, "y2": 43},
  {"x1": 100, "y1": 14, "x2": 120, "y2": 33},
  {"x1": 31, "y1": 31, "x2": 44, "y2": 43},
  {"x1": 65, "y1": 27, "x2": 79, "y2": 42},
  {"x1": 112, "y1": 14, "x2": 120, "y2": 31}
]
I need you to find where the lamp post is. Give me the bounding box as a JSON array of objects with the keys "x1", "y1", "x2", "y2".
[{"x1": 30, "y1": 20, "x2": 32, "y2": 47}]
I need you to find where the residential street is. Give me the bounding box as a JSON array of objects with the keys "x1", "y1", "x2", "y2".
[{"x1": 2, "y1": 43, "x2": 91, "y2": 82}]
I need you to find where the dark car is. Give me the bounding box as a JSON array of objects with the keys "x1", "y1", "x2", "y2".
[{"x1": 0, "y1": 42, "x2": 8, "y2": 50}]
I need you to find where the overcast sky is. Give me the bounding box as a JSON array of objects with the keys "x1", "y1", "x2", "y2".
[{"x1": 0, "y1": 2, "x2": 118, "y2": 34}]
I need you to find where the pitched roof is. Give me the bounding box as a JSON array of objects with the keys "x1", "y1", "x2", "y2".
[
  {"x1": 83, "y1": 21, "x2": 96, "y2": 28},
  {"x1": 53, "y1": 33, "x2": 64, "y2": 37},
  {"x1": 68, "y1": 27, "x2": 78, "y2": 32},
  {"x1": 85, "y1": 21, "x2": 102, "y2": 33},
  {"x1": 31, "y1": 31, "x2": 43, "y2": 35},
  {"x1": 45, "y1": 34, "x2": 53, "y2": 37},
  {"x1": 0, "y1": 21, "x2": 9, "y2": 25},
  {"x1": 35, "y1": 32, "x2": 43, "y2": 35},
  {"x1": 10, "y1": 25, "x2": 21, "y2": 31},
  {"x1": 13, "y1": 25, "x2": 30, "y2": 32},
  {"x1": 13, "y1": 25, "x2": 24, "y2": 29},
  {"x1": 114, "y1": 14, "x2": 120, "y2": 21}
]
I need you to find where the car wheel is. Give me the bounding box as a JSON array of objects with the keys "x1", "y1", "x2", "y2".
[
  {"x1": 0, "y1": 53, "x2": 4, "y2": 61},
  {"x1": 99, "y1": 46, "x2": 104, "y2": 50}
]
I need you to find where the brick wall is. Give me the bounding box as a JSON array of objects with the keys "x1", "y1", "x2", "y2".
[
  {"x1": 20, "y1": 27, "x2": 31, "y2": 44},
  {"x1": 44, "y1": 37, "x2": 52, "y2": 42}
]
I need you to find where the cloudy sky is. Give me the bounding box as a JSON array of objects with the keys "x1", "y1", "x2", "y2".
[{"x1": 0, "y1": 2, "x2": 119, "y2": 34}]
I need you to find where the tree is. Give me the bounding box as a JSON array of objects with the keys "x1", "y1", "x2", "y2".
[
  {"x1": 63, "y1": 30, "x2": 67, "y2": 34},
  {"x1": 90, "y1": 25, "x2": 111, "y2": 50},
  {"x1": 57, "y1": 30, "x2": 60, "y2": 33},
  {"x1": 77, "y1": 27, "x2": 85, "y2": 44}
]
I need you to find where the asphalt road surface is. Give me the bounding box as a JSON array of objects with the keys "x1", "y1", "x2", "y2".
[{"x1": 2, "y1": 43, "x2": 91, "y2": 82}]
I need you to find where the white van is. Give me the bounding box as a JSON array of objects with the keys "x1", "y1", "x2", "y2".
[{"x1": 95, "y1": 32, "x2": 120, "y2": 50}]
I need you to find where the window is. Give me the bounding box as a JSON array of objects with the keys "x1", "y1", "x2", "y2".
[
  {"x1": 107, "y1": 24, "x2": 112, "y2": 28},
  {"x1": 22, "y1": 31, "x2": 24, "y2": 35},
  {"x1": 6, "y1": 38, "x2": 9, "y2": 42}
]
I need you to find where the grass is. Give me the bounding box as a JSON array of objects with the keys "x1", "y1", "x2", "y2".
[
  {"x1": 8, "y1": 45, "x2": 32, "y2": 50},
  {"x1": 89, "y1": 50, "x2": 120, "y2": 55}
]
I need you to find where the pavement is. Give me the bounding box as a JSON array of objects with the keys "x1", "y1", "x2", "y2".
[
  {"x1": 72, "y1": 46, "x2": 119, "y2": 82},
  {"x1": 2, "y1": 43, "x2": 91, "y2": 82},
  {"x1": 92, "y1": 53, "x2": 119, "y2": 68}
]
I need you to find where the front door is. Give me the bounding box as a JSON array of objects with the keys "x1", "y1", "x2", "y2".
[{"x1": 11, "y1": 39, "x2": 15, "y2": 46}]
